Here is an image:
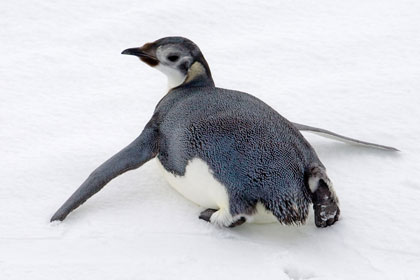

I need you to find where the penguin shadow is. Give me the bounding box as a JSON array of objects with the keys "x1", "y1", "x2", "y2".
[
  {"x1": 211, "y1": 213, "x2": 340, "y2": 279},
  {"x1": 214, "y1": 215, "x2": 326, "y2": 279},
  {"x1": 225, "y1": 212, "x2": 318, "y2": 243}
]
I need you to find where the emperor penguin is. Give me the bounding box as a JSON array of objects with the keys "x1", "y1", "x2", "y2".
[{"x1": 51, "y1": 36, "x2": 397, "y2": 227}]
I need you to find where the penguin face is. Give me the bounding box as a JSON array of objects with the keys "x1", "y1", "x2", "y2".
[
  {"x1": 154, "y1": 43, "x2": 194, "y2": 89},
  {"x1": 122, "y1": 37, "x2": 213, "y2": 89}
]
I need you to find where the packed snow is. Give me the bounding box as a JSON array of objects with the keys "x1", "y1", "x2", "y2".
[{"x1": 1, "y1": 0, "x2": 420, "y2": 279}]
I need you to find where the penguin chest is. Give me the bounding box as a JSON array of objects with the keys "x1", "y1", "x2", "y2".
[
  {"x1": 155, "y1": 157, "x2": 278, "y2": 224},
  {"x1": 156, "y1": 157, "x2": 229, "y2": 210}
]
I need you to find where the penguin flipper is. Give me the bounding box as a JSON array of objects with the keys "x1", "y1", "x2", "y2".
[
  {"x1": 292, "y1": 122, "x2": 399, "y2": 151},
  {"x1": 50, "y1": 123, "x2": 159, "y2": 222}
]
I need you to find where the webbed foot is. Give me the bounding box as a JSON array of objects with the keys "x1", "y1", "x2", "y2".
[
  {"x1": 308, "y1": 165, "x2": 340, "y2": 228},
  {"x1": 312, "y1": 180, "x2": 340, "y2": 228},
  {"x1": 199, "y1": 208, "x2": 217, "y2": 222},
  {"x1": 199, "y1": 208, "x2": 246, "y2": 228}
]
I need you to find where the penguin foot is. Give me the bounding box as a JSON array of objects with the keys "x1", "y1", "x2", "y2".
[
  {"x1": 199, "y1": 208, "x2": 217, "y2": 222},
  {"x1": 199, "y1": 208, "x2": 246, "y2": 228},
  {"x1": 312, "y1": 180, "x2": 340, "y2": 228},
  {"x1": 308, "y1": 165, "x2": 340, "y2": 228},
  {"x1": 228, "y1": 217, "x2": 246, "y2": 228},
  {"x1": 313, "y1": 202, "x2": 340, "y2": 228}
]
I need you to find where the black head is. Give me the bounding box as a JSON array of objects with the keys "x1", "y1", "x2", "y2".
[{"x1": 122, "y1": 36, "x2": 214, "y2": 89}]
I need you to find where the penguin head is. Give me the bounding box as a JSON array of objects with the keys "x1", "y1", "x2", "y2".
[{"x1": 122, "y1": 37, "x2": 214, "y2": 89}]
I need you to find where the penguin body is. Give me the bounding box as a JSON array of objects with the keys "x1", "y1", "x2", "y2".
[
  {"x1": 51, "y1": 36, "x2": 395, "y2": 227},
  {"x1": 153, "y1": 85, "x2": 321, "y2": 225}
]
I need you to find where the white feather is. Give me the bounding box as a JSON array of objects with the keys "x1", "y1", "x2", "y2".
[
  {"x1": 155, "y1": 64, "x2": 186, "y2": 90},
  {"x1": 155, "y1": 158, "x2": 277, "y2": 224}
]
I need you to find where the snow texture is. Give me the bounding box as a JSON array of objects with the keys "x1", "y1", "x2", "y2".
[{"x1": 1, "y1": 0, "x2": 420, "y2": 279}]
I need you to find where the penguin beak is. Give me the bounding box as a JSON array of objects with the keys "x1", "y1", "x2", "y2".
[
  {"x1": 121, "y1": 48, "x2": 153, "y2": 58},
  {"x1": 121, "y1": 47, "x2": 159, "y2": 66}
]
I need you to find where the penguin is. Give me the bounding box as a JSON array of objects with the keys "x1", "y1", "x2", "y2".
[{"x1": 50, "y1": 36, "x2": 397, "y2": 227}]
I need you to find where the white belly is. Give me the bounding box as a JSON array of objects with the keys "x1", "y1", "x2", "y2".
[{"x1": 155, "y1": 158, "x2": 277, "y2": 224}]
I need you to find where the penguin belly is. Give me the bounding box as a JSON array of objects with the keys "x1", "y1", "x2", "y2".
[{"x1": 155, "y1": 157, "x2": 277, "y2": 224}]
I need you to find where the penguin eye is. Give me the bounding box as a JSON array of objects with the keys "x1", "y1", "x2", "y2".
[{"x1": 167, "y1": 55, "x2": 179, "y2": 62}]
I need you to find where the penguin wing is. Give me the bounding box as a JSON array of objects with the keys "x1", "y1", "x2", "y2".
[
  {"x1": 292, "y1": 122, "x2": 399, "y2": 151},
  {"x1": 50, "y1": 118, "x2": 159, "y2": 222}
]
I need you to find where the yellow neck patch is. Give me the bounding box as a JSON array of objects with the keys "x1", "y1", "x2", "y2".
[{"x1": 184, "y1": 62, "x2": 206, "y2": 84}]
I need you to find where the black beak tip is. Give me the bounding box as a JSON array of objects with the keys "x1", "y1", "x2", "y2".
[{"x1": 121, "y1": 49, "x2": 131, "y2": 55}]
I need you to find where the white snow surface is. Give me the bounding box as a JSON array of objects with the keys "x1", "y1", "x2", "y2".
[{"x1": 1, "y1": 0, "x2": 420, "y2": 279}]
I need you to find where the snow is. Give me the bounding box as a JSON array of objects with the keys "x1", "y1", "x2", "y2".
[{"x1": 1, "y1": 0, "x2": 420, "y2": 279}]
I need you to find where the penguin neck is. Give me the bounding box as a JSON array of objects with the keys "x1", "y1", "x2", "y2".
[{"x1": 174, "y1": 61, "x2": 215, "y2": 91}]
